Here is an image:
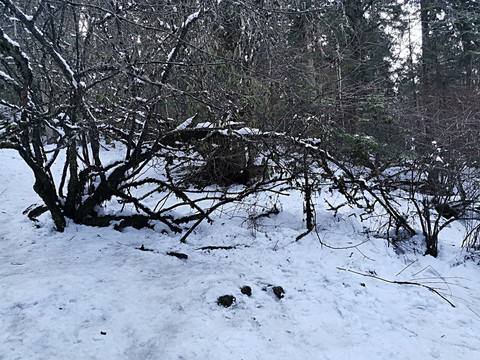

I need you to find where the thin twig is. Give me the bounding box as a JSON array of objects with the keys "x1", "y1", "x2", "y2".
[
  {"x1": 412, "y1": 265, "x2": 431, "y2": 277},
  {"x1": 411, "y1": 265, "x2": 453, "y2": 298},
  {"x1": 467, "y1": 305, "x2": 480, "y2": 319},
  {"x1": 316, "y1": 229, "x2": 370, "y2": 250},
  {"x1": 337, "y1": 267, "x2": 455, "y2": 308},
  {"x1": 396, "y1": 259, "x2": 418, "y2": 276},
  {"x1": 354, "y1": 245, "x2": 376, "y2": 261}
]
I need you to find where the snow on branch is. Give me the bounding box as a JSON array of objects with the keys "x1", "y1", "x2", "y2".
[
  {"x1": 1, "y1": 30, "x2": 20, "y2": 47},
  {"x1": 175, "y1": 114, "x2": 197, "y2": 130},
  {"x1": 160, "y1": 6, "x2": 206, "y2": 83},
  {"x1": 182, "y1": 10, "x2": 200, "y2": 28},
  {"x1": 0, "y1": 98, "x2": 20, "y2": 110},
  {"x1": 0, "y1": 0, "x2": 78, "y2": 89},
  {"x1": 0, "y1": 27, "x2": 33, "y2": 106},
  {"x1": 0, "y1": 69, "x2": 15, "y2": 84}
]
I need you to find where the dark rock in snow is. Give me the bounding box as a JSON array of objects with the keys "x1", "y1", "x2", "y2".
[
  {"x1": 167, "y1": 251, "x2": 188, "y2": 259},
  {"x1": 241, "y1": 286, "x2": 252, "y2": 296},
  {"x1": 217, "y1": 295, "x2": 236, "y2": 307},
  {"x1": 272, "y1": 286, "x2": 285, "y2": 299},
  {"x1": 114, "y1": 215, "x2": 154, "y2": 231}
]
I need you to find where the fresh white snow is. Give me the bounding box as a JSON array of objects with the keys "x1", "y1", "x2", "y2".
[
  {"x1": 0, "y1": 70, "x2": 14, "y2": 83},
  {"x1": 2, "y1": 32, "x2": 21, "y2": 48},
  {"x1": 175, "y1": 115, "x2": 196, "y2": 130},
  {"x1": 53, "y1": 50, "x2": 77, "y2": 88},
  {"x1": 182, "y1": 11, "x2": 200, "y2": 28},
  {"x1": 1, "y1": 148, "x2": 479, "y2": 360}
]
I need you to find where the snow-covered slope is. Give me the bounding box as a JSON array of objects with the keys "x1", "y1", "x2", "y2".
[{"x1": 1, "y1": 149, "x2": 479, "y2": 360}]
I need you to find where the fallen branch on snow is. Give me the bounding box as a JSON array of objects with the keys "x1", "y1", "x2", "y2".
[
  {"x1": 196, "y1": 245, "x2": 238, "y2": 251},
  {"x1": 337, "y1": 267, "x2": 455, "y2": 308}
]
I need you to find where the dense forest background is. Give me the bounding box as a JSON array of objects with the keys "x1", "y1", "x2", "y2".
[{"x1": 0, "y1": 0, "x2": 479, "y2": 256}]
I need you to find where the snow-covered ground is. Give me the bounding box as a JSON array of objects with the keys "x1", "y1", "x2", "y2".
[{"x1": 1, "y1": 148, "x2": 480, "y2": 360}]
